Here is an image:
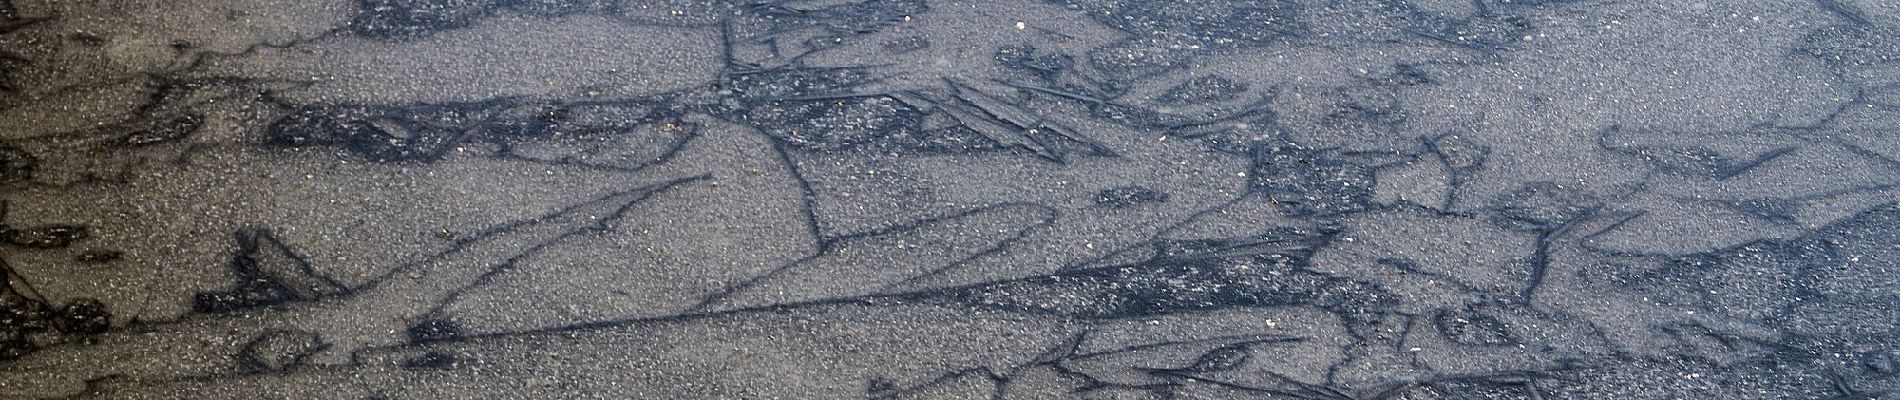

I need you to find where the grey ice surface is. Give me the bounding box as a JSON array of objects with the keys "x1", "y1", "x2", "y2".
[{"x1": 1, "y1": 0, "x2": 1899, "y2": 398}]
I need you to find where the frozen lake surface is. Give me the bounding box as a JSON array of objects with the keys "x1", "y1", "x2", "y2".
[{"x1": 2, "y1": 0, "x2": 1899, "y2": 398}]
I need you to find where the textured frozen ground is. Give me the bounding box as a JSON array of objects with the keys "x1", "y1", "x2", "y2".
[{"x1": 0, "y1": 0, "x2": 1898, "y2": 398}]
